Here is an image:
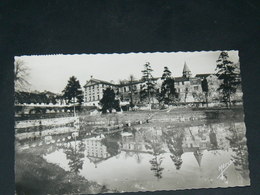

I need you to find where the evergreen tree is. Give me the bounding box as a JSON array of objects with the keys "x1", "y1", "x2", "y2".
[
  {"x1": 141, "y1": 62, "x2": 156, "y2": 104},
  {"x1": 63, "y1": 76, "x2": 83, "y2": 104},
  {"x1": 216, "y1": 52, "x2": 240, "y2": 108},
  {"x1": 160, "y1": 67, "x2": 176, "y2": 104},
  {"x1": 201, "y1": 77, "x2": 209, "y2": 107},
  {"x1": 128, "y1": 75, "x2": 135, "y2": 107},
  {"x1": 100, "y1": 87, "x2": 118, "y2": 113}
]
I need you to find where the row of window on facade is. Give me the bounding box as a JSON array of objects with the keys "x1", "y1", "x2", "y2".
[
  {"x1": 85, "y1": 95, "x2": 100, "y2": 102},
  {"x1": 86, "y1": 81, "x2": 201, "y2": 94},
  {"x1": 175, "y1": 85, "x2": 200, "y2": 92},
  {"x1": 86, "y1": 150, "x2": 109, "y2": 158},
  {"x1": 86, "y1": 84, "x2": 142, "y2": 93},
  {"x1": 84, "y1": 87, "x2": 201, "y2": 102},
  {"x1": 86, "y1": 84, "x2": 109, "y2": 90}
]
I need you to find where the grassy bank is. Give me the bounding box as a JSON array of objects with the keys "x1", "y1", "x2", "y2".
[{"x1": 15, "y1": 151, "x2": 113, "y2": 195}]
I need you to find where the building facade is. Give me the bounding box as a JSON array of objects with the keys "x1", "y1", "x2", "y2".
[
  {"x1": 83, "y1": 77, "x2": 118, "y2": 106},
  {"x1": 83, "y1": 62, "x2": 242, "y2": 106}
]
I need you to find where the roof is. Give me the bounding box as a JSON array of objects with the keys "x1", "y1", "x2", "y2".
[
  {"x1": 118, "y1": 80, "x2": 144, "y2": 87},
  {"x1": 174, "y1": 77, "x2": 189, "y2": 82},
  {"x1": 183, "y1": 62, "x2": 191, "y2": 73},
  {"x1": 84, "y1": 77, "x2": 161, "y2": 88},
  {"x1": 195, "y1": 74, "x2": 214, "y2": 78},
  {"x1": 193, "y1": 149, "x2": 204, "y2": 167},
  {"x1": 84, "y1": 78, "x2": 116, "y2": 88}
]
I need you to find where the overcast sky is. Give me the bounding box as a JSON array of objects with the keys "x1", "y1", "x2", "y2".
[{"x1": 15, "y1": 51, "x2": 239, "y2": 94}]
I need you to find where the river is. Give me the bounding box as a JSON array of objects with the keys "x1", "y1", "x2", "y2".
[{"x1": 16, "y1": 117, "x2": 250, "y2": 193}]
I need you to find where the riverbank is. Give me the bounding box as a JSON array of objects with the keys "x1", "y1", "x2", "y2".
[
  {"x1": 15, "y1": 106, "x2": 245, "y2": 141},
  {"x1": 15, "y1": 150, "x2": 116, "y2": 195},
  {"x1": 79, "y1": 106, "x2": 244, "y2": 128}
]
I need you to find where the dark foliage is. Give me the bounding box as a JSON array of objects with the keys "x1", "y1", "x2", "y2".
[
  {"x1": 15, "y1": 91, "x2": 62, "y2": 105},
  {"x1": 140, "y1": 62, "x2": 156, "y2": 103},
  {"x1": 216, "y1": 52, "x2": 241, "y2": 108},
  {"x1": 201, "y1": 78, "x2": 209, "y2": 106},
  {"x1": 100, "y1": 87, "x2": 119, "y2": 113},
  {"x1": 159, "y1": 66, "x2": 176, "y2": 104},
  {"x1": 63, "y1": 76, "x2": 83, "y2": 104}
]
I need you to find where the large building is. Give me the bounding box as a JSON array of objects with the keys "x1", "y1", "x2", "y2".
[
  {"x1": 83, "y1": 62, "x2": 242, "y2": 106},
  {"x1": 83, "y1": 77, "x2": 118, "y2": 106},
  {"x1": 83, "y1": 76, "x2": 148, "y2": 106}
]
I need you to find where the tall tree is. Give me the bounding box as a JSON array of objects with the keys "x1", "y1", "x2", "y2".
[
  {"x1": 160, "y1": 67, "x2": 176, "y2": 105},
  {"x1": 63, "y1": 76, "x2": 83, "y2": 104},
  {"x1": 14, "y1": 59, "x2": 30, "y2": 92},
  {"x1": 141, "y1": 62, "x2": 155, "y2": 104},
  {"x1": 128, "y1": 74, "x2": 135, "y2": 108},
  {"x1": 201, "y1": 77, "x2": 209, "y2": 107},
  {"x1": 216, "y1": 51, "x2": 240, "y2": 108},
  {"x1": 100, "y1": 87, "x2": 118, "y2": 113}
]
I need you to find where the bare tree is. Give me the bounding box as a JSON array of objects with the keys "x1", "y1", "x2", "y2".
[{"x1": 14, "y1": 59, "x2": 30, "y2": 92}]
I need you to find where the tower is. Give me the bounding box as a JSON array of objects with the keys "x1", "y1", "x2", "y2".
[
  {"x1": 193, "y1": 149, "x2": 203, "y2": 167},
  {"x1": 182, "y1": 62, "x2": 192, "y2": 78}
]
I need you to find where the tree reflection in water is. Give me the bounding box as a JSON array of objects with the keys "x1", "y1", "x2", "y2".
[
  {"x1": 209, "y1": 125, "x2": 218, "y2": 150},
  {"x1": 163, "y1": 129, "x2": 184, "y2": 170},
  {"x1": 149, "y1": 155, "x2": 164, "y2": 179},
  {"x1": 63, "y1": 140, "x2": 85, "y2": 175},
  {"x1": 144, "y1": 131, "x2": 165, "y2": 179},
  {"x1": 101, "y1": 133, "x2": 121, "y2": 157},
  {"x1": 226, "y1": 124, "x2": 249, "y2": 179}
]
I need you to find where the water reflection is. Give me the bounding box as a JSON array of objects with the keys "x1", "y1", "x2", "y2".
[
  {"x1": 144, "y1": 130, "x2": 165, "y2": 179},
  {"x1": 226, "y1": 124, "x2": 249, "y2": 179},
  {"x1": 18, "y1": 121, "x2": 250, "y2": 192},
  {"x1": 163, "y1": 130, "x2": 184, "y2": 170},
  {"x1": 62, "y1": 141, "x2": 85, "y2": 174}
]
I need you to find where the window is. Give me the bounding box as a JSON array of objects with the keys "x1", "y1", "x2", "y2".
[
  {"x1": 97, "y1": 95, "x2": 99, "y2": 100},
  {"x1": 194, "y1": 86, "x2": 199, "y2": 90},
  {"x1": 93, "y1": 96, "x2": 95, "y2": 101},
  {"x1": 182, "y1": 81, "x2": 184, "y2": 85}
]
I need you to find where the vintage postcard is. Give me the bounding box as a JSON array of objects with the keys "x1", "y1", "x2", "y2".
[{"x1": 15, "y1": 51, "x2": 250, "y2": 194}]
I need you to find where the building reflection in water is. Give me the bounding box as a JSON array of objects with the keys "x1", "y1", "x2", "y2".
[
  {"x1": 38, "y1": 122, "x2": 249, "y2": 186},
  {"x1": 84, "y1": 133, "x2": 121, "y2": 168},
  {"x1": 121, "y1": 130, "x2": 151, "y2": 164}
]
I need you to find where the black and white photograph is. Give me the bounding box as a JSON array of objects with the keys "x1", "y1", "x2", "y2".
[{"x1": 14, "y1": 50, "x2": 250, "y2": 194}]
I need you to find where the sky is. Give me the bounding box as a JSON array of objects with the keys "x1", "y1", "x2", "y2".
[{"x1": 15, "y1": 50, "x2": 239, "y2": 94}]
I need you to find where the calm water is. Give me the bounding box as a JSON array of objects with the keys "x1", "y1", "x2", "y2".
[{"x1": 17, "y1": 121, "x2": 250, "y2": 192}]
